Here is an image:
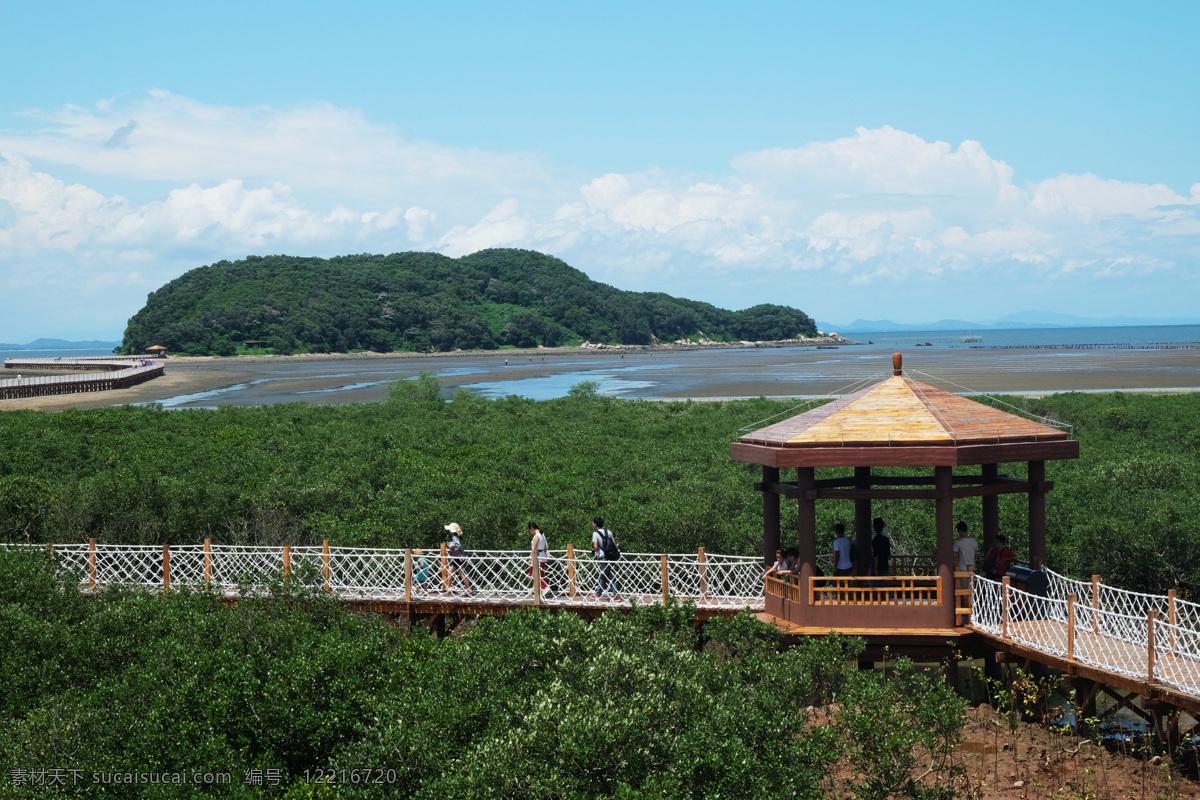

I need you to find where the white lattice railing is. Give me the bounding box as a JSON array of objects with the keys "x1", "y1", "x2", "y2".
[
  {"x1": 971, "y1": 571, "x2": 1200, "y2": 701},
  {"x1": 3, "y1": 542, "x2": 765, "y2": 611}
]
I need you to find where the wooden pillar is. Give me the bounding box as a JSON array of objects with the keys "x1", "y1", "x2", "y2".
[
  {"x1": 1168, "y1": 589, "x2": 1177, "y2": 654},
  {"x1": 283, "y1": 546, "x2": 291, "y2": 582},
  {"x1": 404, "y1": 548, "x2": 413, "y2": 603},
  {"x1": 322, "y1": 539, "x2": 331, "y2": 592},
  {"x1": 660, "y1": 554, "x2": 669, "y2": 605},
  {"x1": 567, "y1": 543, "x2": 577, "y2": 598},
  {"x1": 981, "y1": 463, "x2": 1000, "y2": 552},
  {"x1": 88, "y1": 538, "x2": 97, "y2": 588},
  {"x1": 763, "y1": 466, "x2": 781, "y2": 565},
  {"x1": 1028, "y1": 460, "x2": 1047, "y2": 568},
  {"x1": 440, "y1": 543, "x2": 450, "y2": 591},
  {"x1": 797, "y1": 467, "x2": 817, "y2": 607},
  {"x1": 162, "y1": 544, "x2": 171, "y2": 593},
  {"x1": 698, "y1": 547, "x2": 708, "y2": 599},
  {"x1": 853, "y1": 466, "x2": 872, "y2": 576},
  {"x1": 935, "y1": 466, "x2": 955, "y2": 627},
  {"x1": 203, "y1": 539, "x2": 212, "y2": 584}
]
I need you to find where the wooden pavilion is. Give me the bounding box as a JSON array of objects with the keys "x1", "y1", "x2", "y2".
[{"x1": 732, "y1": 353, "x2": 1079, "y2": 632}]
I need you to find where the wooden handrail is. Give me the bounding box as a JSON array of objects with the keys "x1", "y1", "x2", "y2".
[{"x1": 808, "y1": 575, "x2": 941, "y2": 606}]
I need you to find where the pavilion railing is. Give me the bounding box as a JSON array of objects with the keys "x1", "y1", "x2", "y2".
[
  {"x1": 1, "y1": 542, "x2": 765, "y2": 611},
  {"x1": 971, "y1": 572, "x2": 1200, "y2": 700},
  {"x1": 808, "y1": 576, "x2": 941, "y2": 606}
]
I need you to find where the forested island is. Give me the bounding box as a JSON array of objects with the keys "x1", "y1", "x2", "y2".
[{"x1": 119, "y1": 249, "x2": 818, "y2": 356}]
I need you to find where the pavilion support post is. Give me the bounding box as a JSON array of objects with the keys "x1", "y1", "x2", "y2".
[
  {"x1": 763, "y1": 466, "x2": 781, "y2": 565},
  {"x1": 935, "y1": 466, "x2": 955, "y2": 628},
  {"x1": 853, "y1": 466, "x2": 872, "y2": 576},
  {"x1": 797, "y1": 467, "x2": 817, "y2": 613},
  {"x1": 981, "y1": 463, "x2": 1000, "y2": 552},
  {"x1": 1028, "y1": 460, "x2": 1047, "y2": 568}
]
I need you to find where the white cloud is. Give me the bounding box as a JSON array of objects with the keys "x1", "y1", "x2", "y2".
[
  {"x1": 0, "y1": 90, "x2": 561, "y2": 204},
  {"x1": 1, "y1": 93, "x2": 1198, "y2": 337}
]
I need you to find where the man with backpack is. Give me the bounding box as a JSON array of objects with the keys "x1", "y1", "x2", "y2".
[{"x1": 589, "y1": 517, "x2": 623, "y2": 602}]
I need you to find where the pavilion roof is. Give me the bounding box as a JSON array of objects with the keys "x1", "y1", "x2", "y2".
[{"x1": 739, "y1": 374, "x2": 1068, "y2": 449}]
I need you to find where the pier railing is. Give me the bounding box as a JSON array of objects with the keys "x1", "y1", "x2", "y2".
[
  {"x1": 3, "y1": 542, "x2": 765, "y2": 611},
  {"x1": 971, "y1": 571, "x2": 1200, "y2": 698}
]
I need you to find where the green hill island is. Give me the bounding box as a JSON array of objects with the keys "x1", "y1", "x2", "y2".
[{"x1": 119, "y1": 248, "x2": 819, "y2": 356}]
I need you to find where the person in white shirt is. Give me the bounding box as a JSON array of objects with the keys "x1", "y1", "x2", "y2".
[
  {"x1": 952, "y1": 521, "x2": 979, "y2": 571},
  {"x1": 832, "y1": 523, "x2": 853, "y2": 577},
  {"x1": 529, "y1": 521, "x2": 552, "y2": 595}
]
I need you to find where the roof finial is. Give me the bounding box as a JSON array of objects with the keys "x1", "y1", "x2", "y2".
[{"x1": 893, "y1": 353, "x2": 902, "y2": 376}]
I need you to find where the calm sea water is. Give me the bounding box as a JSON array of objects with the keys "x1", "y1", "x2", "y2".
[{"x1": 839, "y1": 324, "x2": 1200, "y2": 350}]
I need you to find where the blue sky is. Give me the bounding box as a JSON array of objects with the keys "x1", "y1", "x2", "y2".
[{"x1": 1, "y1": 1, "x2": 1197, "y2": 340}]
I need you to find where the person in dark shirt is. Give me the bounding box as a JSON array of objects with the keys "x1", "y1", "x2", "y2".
[{"x1": 870, "y1": 517, "x2": 891, "y2": 579}]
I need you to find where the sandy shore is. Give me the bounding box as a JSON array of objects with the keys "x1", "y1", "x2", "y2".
[{"x1": 2, "y1": 342, "x2": 1198, "y2": 412}]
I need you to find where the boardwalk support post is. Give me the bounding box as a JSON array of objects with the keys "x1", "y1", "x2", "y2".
[
  {"x1": 204, "y1": 539, "x2": 212, "y2": 584},
  {"x1": 404, "y1": 549, "x2": 413, "y2": 603},
  {"x1": 440, "y1": 543, "x2": 450, "y2": 591},
  {"x1": 88, "y1": 538, "x2": 96, "y2": 588},
  {"x1": 567, "y1": 544, "x2": 576, "y2": 598},
  {"x1": 1147, "y1": 609, "x2": 1157, "y2": 684},
  {"x1": 698, "y1": 548, "x2": 708, "y2": 599},
  {"x1": 1001, "y1": 576, "x2": 1011, "y2": 639},
  {"x1": 661, "y1": 554, "x2": 669, "y2": 606},
  {"x1": 163, "y1": 545, "x2": 170, "y2": 593},
  {"x1": 1067, "y1": 594, "x2": 1076, "y2": 663},
  {"x1": 322, "y1": 540, "x2": 330, "y2": 592},
  {"x1": 533, "y1": 547, "x2": 542, "y2": 606},
  {"x1": 283, "y1": 546, "x2": 291, "y2": 582}
]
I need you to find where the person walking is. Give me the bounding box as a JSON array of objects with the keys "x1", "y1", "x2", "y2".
[
  {"x1": 589, "y1": 517, "x2": 622, "y2": 601},
  {"x1": 443, "y1": 522, "x2": 475, "y2": 596},
  {"x1": 529, "y1": 521, "x2": 553, "y2": 597}
]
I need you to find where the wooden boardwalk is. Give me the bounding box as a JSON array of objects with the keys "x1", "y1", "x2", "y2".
[{"x1": 1, "y1": 356, "x2": 163, "y2": 400}]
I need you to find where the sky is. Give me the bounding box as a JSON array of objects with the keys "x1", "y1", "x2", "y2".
[{"x1": 1, "y1": 1, "x2": 1198, "y2": 341}]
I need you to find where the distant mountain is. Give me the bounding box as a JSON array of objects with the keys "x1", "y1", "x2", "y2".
[
  {"x1": 120, "y1": 249, "x2": 818, "y2": 356},
  {"x1": 818, "y1": 313, "x2": 1200, "y2": 333},
  {"x1": 0, "y1": 338, "x2": 120, "y2": 350}
]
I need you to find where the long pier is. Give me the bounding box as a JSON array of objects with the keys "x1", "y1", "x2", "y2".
[
  {"x1": 8, "y1": 541, "x2": 1199, "y2": 733},
  {"x1": 7, "y1": 541, "x2": 764, "y2": 617},
  {"x1": 1, "y1": 356, "x2": 163, "y2": 400}
]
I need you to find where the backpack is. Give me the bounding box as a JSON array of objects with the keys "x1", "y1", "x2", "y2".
[
  {"x1": 448, "y1": 537, "x2": 465, "y2": 558},
  {"x1": 600, "y1": 529, "x2": 621, "y2": 562}
]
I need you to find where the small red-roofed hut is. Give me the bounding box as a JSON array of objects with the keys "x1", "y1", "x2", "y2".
[
  {"x1": 732, "y1": 353, "x2": 1079, "y2": 631},
  {"x1": 146, "y1": 345, "x2": 169, "y2": 357}
]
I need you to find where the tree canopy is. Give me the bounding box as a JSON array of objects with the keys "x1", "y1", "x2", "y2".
[{"x1": 119, "y1": 249, "x2": 817, "y2": 355}]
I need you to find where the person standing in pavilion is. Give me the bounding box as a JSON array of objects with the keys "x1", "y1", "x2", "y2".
[{"x1": 953, "y1": 521, "x2": 979, "y2": 571}]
